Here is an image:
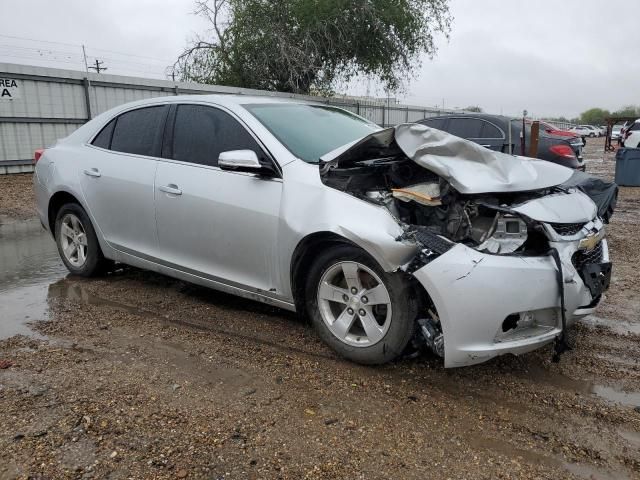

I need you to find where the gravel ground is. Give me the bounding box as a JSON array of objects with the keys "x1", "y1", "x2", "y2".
[
  {"x1": 0, "y1": 173, "x2": 37, "y2": 220},
  {"x1": 1, "y1": 139, "x2": 639, "y2": 479}
]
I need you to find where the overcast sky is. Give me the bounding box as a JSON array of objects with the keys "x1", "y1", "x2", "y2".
[{"x1": 1, "y1": 0, "x2": 637, "y2": 118}]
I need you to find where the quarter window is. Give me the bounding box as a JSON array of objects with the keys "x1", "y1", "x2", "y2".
[
  {"x1": 110, "y1": 106, "x2": 167, "y2": 157},
  {"x1": 91, "y1": 119, "x2": 115, "y2": 149},
  {"x1": 447, "y1": 118, "x2": 484, "y2": 138},
  {"x1": 421, "y1": 117, "x2": 446, "y2": 130},
  {"x1": 480, "y1": 122, "x2": 503, "y2": 139},
  {"x1": 171, "y1": 104, "x2": 265, "y2": 166}
]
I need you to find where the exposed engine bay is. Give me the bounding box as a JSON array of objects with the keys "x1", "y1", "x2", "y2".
[{"x1": 320, "y1": 142, "x2": 552, "y2": 256}]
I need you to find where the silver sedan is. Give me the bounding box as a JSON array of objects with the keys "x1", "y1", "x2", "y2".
[{"x1": 33, "y1": 95, "x2": 612, "y2": 367}]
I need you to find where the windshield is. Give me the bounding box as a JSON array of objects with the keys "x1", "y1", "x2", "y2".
[{"x1": 243, "y1": 103, "x2": 380, "y2": 163}]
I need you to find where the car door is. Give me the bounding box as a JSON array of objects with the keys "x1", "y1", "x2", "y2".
[
  {"x1": 81, "y1": 105, "x2": 169, "y2": 257},
  {"x1": 154, "y1": 103, "x2": 283, "y2": 293}
]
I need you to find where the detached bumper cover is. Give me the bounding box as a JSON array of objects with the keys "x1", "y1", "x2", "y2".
[{"x1": 412, "y1": 242, "x2": 606, "y2": 367}]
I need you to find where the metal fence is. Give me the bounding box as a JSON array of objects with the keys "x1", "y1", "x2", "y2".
[
  {"x1": 0, "y1": 62, "x2": 469, "y2": 174},
  {"x1": 0, "y1": 62, "x2": 578, "y2": 175}
]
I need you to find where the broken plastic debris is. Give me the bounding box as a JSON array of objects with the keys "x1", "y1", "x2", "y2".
[
  {"x1": 392, "y1": 183, "x2": 441, "y2": 206},
  {"x1": 0, "y1": 359, "x2": 13, "y2": 369}
]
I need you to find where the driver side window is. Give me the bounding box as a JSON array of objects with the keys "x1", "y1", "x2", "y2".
[{"x1": 171, "y1": 104, "x2": 268, "y2": 167}]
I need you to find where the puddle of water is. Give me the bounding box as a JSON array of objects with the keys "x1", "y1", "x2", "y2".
[
  {"x1": 618, "y1": 429, "x2": 640, "y2": 448},
  {"x1": 581, "y1": 315, "x2": 640, "y2": 336},
  {"x1": 591, "y1": 385, "x2": 640, "y2": 408},
  {"x1": 0, "y1": 219, "x2": 67, "y2": 339},
  {"x1": 524, "y1": 364, "x2": 640, "y2": 408},
  {"x1": 562, "y1": 461, "x2": 631, "y2": 480}
]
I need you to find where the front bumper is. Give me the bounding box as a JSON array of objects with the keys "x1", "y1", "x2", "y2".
[{"x1": 412, "y1": 239, "x2": 609, "y2": 367}]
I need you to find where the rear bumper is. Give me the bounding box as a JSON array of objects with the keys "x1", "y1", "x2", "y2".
[{"x1": 412, "y1": 241, "x2": 607, "y2": 367}]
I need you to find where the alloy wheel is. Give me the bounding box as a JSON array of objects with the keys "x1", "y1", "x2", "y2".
[
  {"x1": 60, "y1": 213, "x2": 88, "y2": 268},
  {"x1": 317, "y1": 261, "x2": 392, "y2": 347}
]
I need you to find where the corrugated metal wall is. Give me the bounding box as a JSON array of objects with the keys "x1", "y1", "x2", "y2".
[{"x1": 0, "y1": 62, "x2": 465, "y2": 174}]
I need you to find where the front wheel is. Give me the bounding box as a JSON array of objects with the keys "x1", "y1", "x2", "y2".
[
  {"x1": 305, "y1": 244, "x2": 415, "y2": 364},
  {"x1": 55, "y1": 203, "x2": 109, "y2": 277}
]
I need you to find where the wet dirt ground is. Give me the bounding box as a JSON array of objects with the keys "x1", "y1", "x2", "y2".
[{"x1": 1, "y1": 138, "x2": 639, "y2": 479}]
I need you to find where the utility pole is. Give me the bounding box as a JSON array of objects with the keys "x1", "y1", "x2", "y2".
[
  {"x1": 81, "y1": 45, "x2": 89, "y2": 73},
  {"x1": 88, "y1": 59, "x2": 107, "y2": 74}
]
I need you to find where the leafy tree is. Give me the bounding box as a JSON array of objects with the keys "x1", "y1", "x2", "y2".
[
  {"x1": 175, "y1": 0, "x2": 452, "y2": 94},
  {"x1": 612, "y1": 105, "x2": 640, "y2": 118},
  {"x1": 579, "y1": 107, "x2": 610, "y2": 126},
  {"x1": 464, "y1": 105, "x2": 483, "y2": 113}
]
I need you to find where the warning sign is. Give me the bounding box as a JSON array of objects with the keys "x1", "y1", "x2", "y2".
[{"x1": 0, "y1": 78, "x2": 21, "y2": 100}]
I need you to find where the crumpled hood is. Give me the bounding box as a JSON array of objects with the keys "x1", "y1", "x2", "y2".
[
  {"x1": 394, "y1": 123, "x2": 574, "y2": 194},
  {"x1": 322, "y1": 124, "x2": 575, "y2": 194},
  {"x1": 511, "y1": 190, "x2": 597, "y2": 223}
]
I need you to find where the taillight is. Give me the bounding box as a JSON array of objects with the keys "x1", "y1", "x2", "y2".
[
  {"x1": 549, "y1": 144, "x2": 576, "y2": 159},
  {"x1": 34, "y1": 149, "x2": 44, "y2": 163}
]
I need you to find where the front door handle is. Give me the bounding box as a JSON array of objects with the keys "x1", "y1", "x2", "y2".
[
  {"x1": 83, "y1": 168, "x2": 101, "y2": 178},
  {"x1": 159, "y1": 184, "x2": 182, "y2": 195}
]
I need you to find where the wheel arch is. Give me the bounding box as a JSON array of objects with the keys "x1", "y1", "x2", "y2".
[
  {"x1": 48, "y1": 190, "x2": 83, "y2": 234},
  {"x1": 290, "y1": 232, "x2": 359, "y2": 316}
]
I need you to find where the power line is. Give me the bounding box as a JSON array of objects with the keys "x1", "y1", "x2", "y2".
[
  {"x1": 0, "y1": 33, "x2": 81, "y2": 48},
  {"x1": 0, "y1": 34, "x2": 174, "y2": 80},
  {"x1": 0, "y1": 33, "x2": 173, "y2": 64}
]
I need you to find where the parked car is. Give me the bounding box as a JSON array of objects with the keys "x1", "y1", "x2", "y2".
[
  {"x1": 622, "y1": 119, "x2": 640, "y2": 148},
  {"x1": 571, "y1": 125, "x2": 598, "y2": 137},
  {"x1": 538, "y1": 121, "x2": 576, "y2": 138},
  {"x1": 611, "y1": 124, "x2": 625, "y2": 140},
  {"x1": 590, "y1": 126, "x2": 604, "y2": 137},
  {"x1": 33, "y1": 96, "x2": 612, "y2": 368},
  {"x1": 418, "y1": 114, "x2": 584, "y2": 170}
]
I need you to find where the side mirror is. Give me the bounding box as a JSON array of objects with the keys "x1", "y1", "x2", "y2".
[{"x1": 218, "y1": 150, "x2": 262, "y2": 171}]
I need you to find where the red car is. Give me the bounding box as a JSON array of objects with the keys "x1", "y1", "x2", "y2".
[
  {"x1": 538, "y1": 121, "x2": 577, "y2": 139},
  {"x1": 527, "y1": 120, "x2": 584, "y2": 162}
]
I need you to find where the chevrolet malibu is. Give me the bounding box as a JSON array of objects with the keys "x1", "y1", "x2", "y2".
[{"x1": 33, "y1": 96, "x2": 612, "y2": 367}]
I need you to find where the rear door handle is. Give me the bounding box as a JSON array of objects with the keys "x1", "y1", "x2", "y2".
[
  {"x1": 83, "y1": 168, "x2": 101, "y2": 178},
  {"x1": 159, "y1": 184, "x2": 182, "y2": 195}
]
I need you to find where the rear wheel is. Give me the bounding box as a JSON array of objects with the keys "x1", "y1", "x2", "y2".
[
  {"x1": 305, "y1": 244, "x2": 415, "y2": 364},
  {"x1": 55, "y1": 203, "x2": 109, "y2": 277}
]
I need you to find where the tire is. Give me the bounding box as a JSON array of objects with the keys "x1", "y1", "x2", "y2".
[
  {"x1": 305, "y1": 244, "x2": 415, "y2": 365},
  {"x1": 54, "y1": 203, "x2": 109, "y2": 277}
]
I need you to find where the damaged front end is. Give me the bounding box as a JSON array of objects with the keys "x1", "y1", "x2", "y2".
[{"x1": 320, "y1": 124, "x2": 614, "y2": 367}]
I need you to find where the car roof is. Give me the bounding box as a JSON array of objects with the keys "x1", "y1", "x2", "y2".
[
  {"x1": 163, "y1": 94, "x2": 316, "y2": 106},
  {"x1": 96, "y1": 94, "x2": 320, "y2": 114}
]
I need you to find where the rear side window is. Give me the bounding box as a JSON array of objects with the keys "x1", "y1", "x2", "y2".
[
  {"x1": 110, "y1": 106, "x2": 167, "y2": 157},
  {"x1": 480, "y1": 121, "x2": 503, "y2": 138},
  {"x1": 448, "y1": 118, "x2": 484, "y2": 138},
  {"x1": 172, "y1": 104, "x2": 264, "y2": 166},
  {"x1": 421, "y1": 117, "x2": 446, "y2": 130},
  {"x1": 630, "y1": 122, "x2": 640, "y2": 131},
  {"x1": 91, "y1": 119, "x2": 115, "y2": 149}
]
